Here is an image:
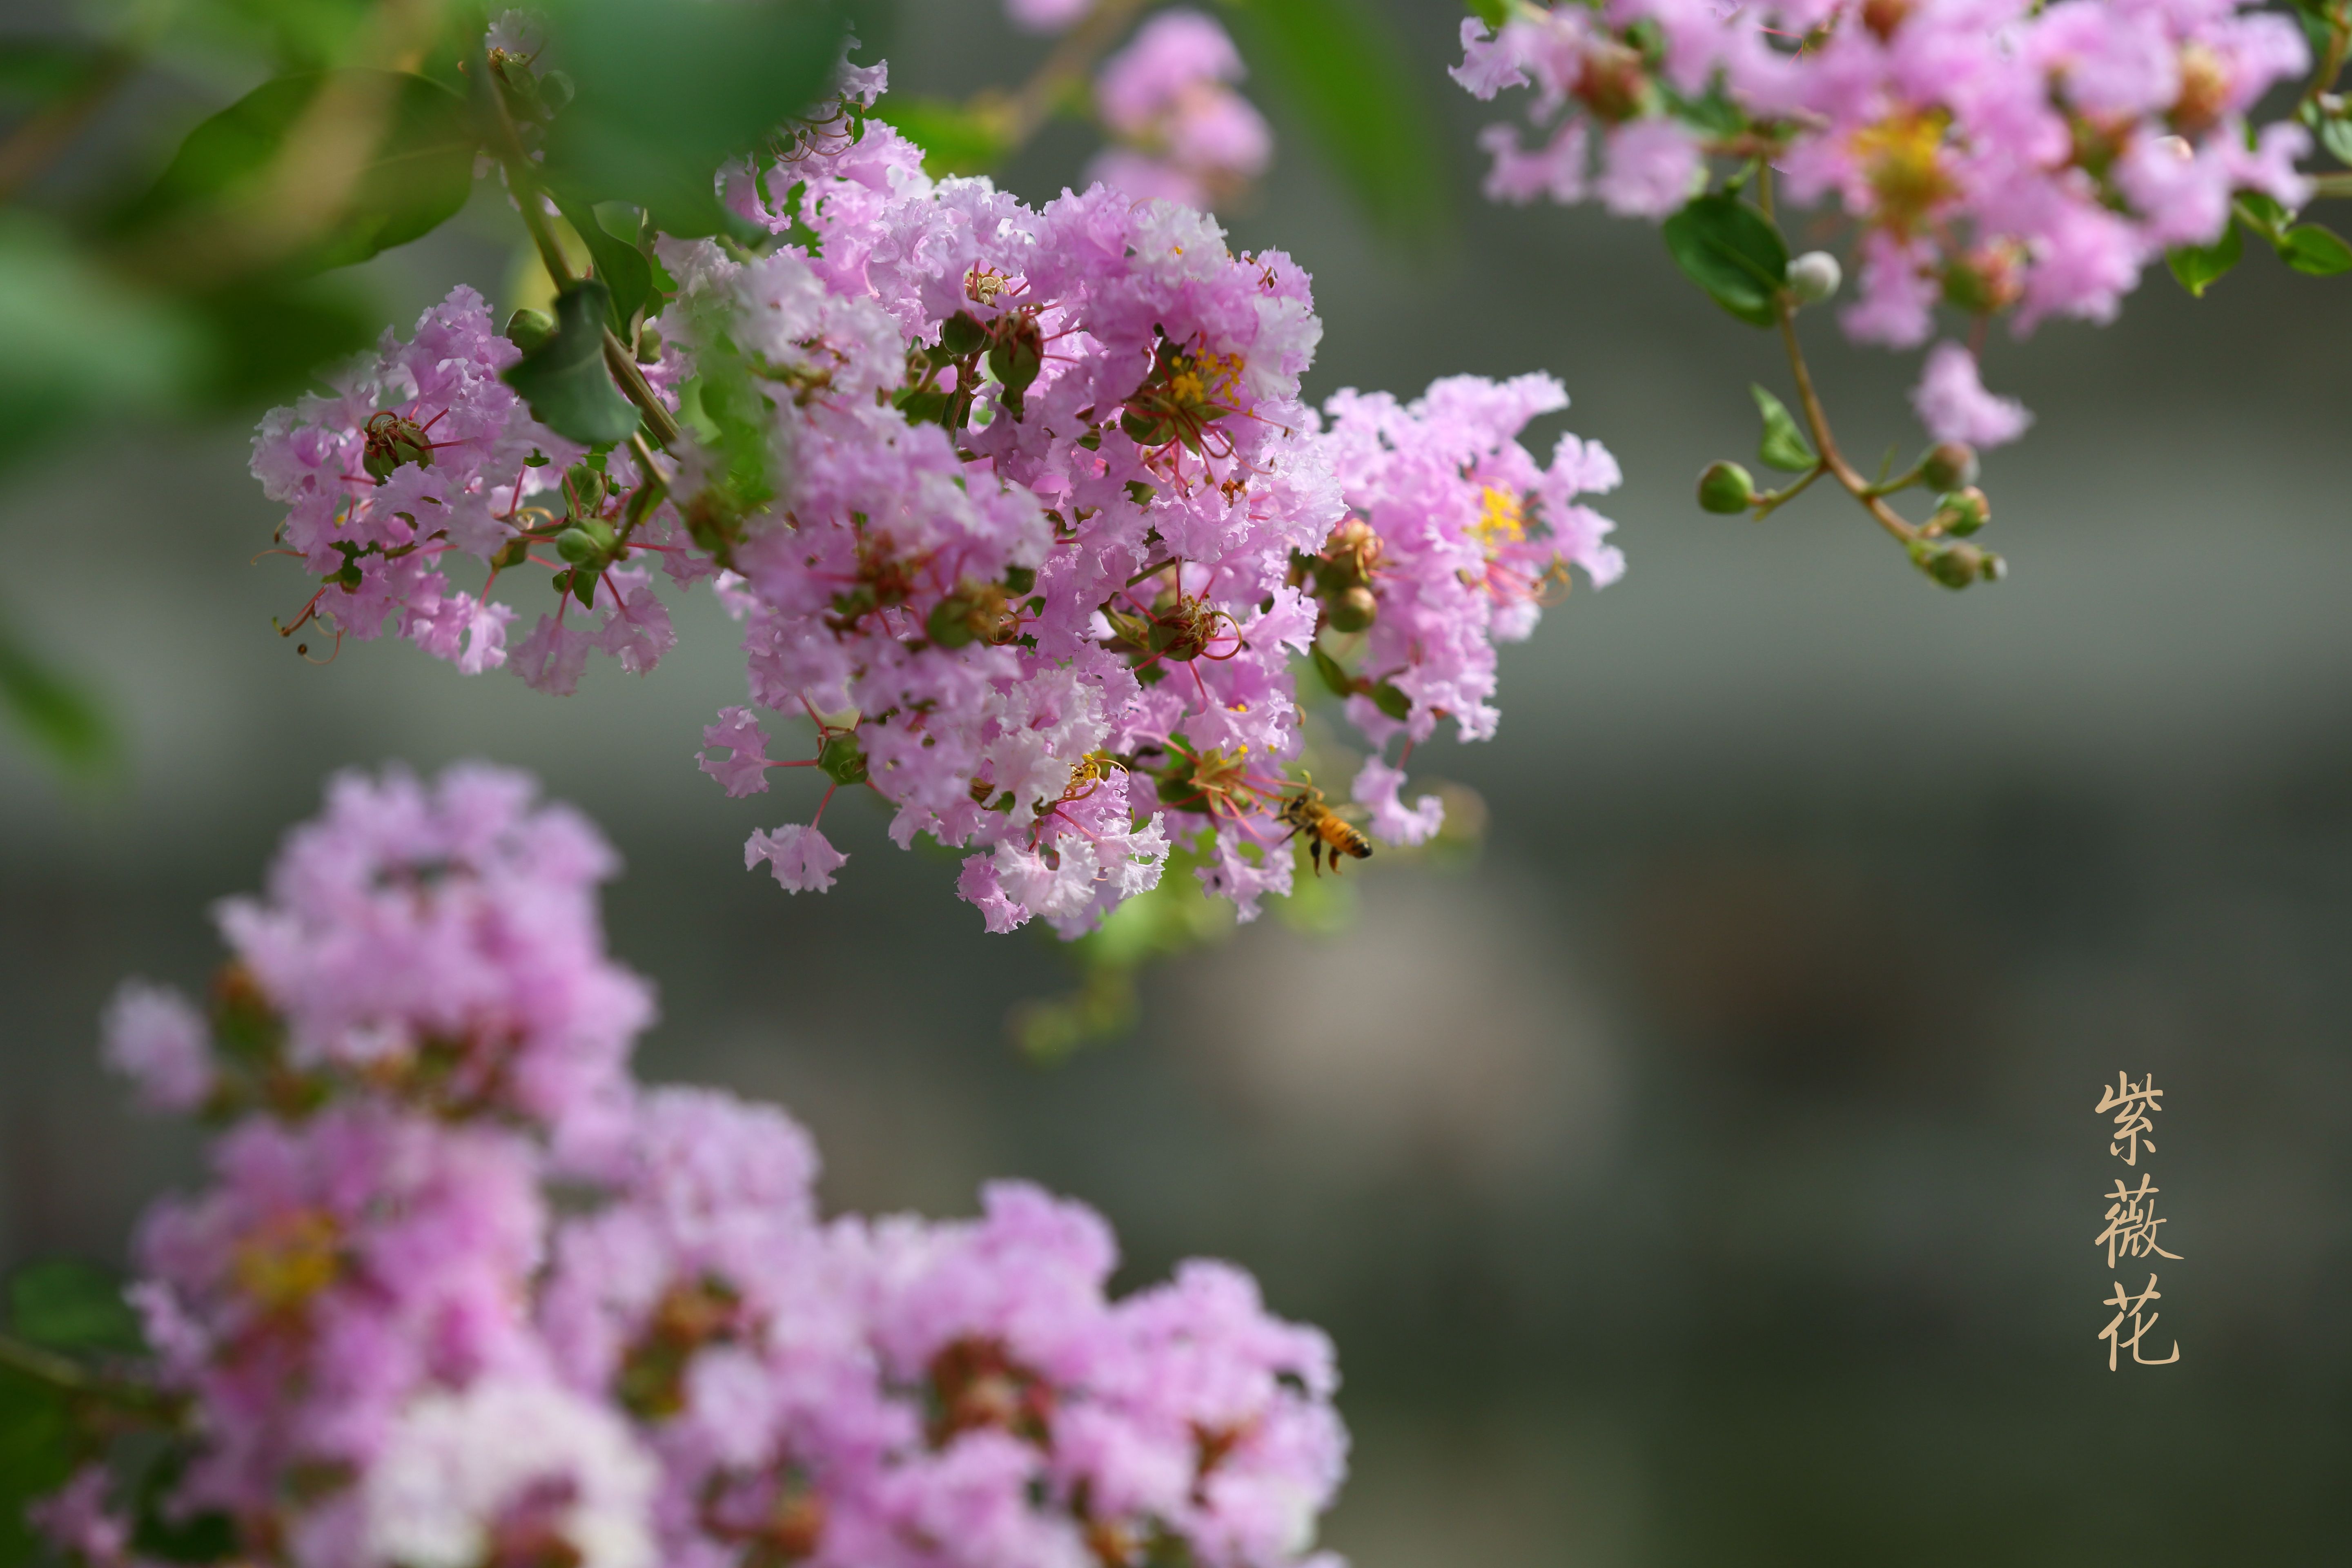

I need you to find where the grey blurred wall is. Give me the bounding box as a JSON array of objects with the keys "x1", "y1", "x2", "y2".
[{"x1": 4, "y1": 2, "x2": 2350, "y2": 1563}]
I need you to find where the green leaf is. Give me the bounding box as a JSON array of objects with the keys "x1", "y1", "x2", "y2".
[
  {"x1": 0, "y1": 38, "x2": 107, "y2": 108},
  {"x1": 0, "y1": 607, "x2": 118, "y2": 780},
  {"x1": 8, "y1": 1261, "x2": 143, "y2": 1354},
  {"x1": 0, "y1": 212, "x2": 207, "y2": 472},
  {"x1": 539, "y1": 0, "x2": 852, "y2": 238},
  {"x1": 1462, "y1": 0, "x2": 1510, "y2": 27},
  {"x1": 1218, "y1": 0, "x2": 1448, "y2": 247},
  {"x1": 117, "y1": 69, "x2": 476, "y2": 273},
  {"x1": 1368, "y1": 680, "x2": 1411, "y2": 722},
  {"x1": 504, "y1": 281, "x2": 641, "y2": 445},
  {"x1": 2282, "y1": 222, "x2": 2352, "y2": 276},
  {"x1": 1662, "y1": 193, "x2": 1788, "y2": 327},
  {"x1": 870, "y1": 97, "x2": 1013, "y2": 177},
  {"x1": 2166, "y1": 220, "x2": 2242, "y2": 297},
  {"x1": 0, "y1": 1367, "x2": 74, "y2": 1568},
  {"x1": 1749, "y1": 384, "x2": 1817, "y2": 472},
  {"x1": 1310, "y1": 644, "x2": 1354, "y2": 699},
  {"x1": 552, "y1": 194, "x2": 652, "y2": 331},
  {"x1": 2234, "y1": 191, "x2": 2291, "y2": 246},
  {"x1": 2323, "y1": 113, "x2": 2352, "y2": 167}
]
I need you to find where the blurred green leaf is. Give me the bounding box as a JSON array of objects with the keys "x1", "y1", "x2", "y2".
[
  {"x1": 538, "y1": 0, "x2": 851, "y2": 237},
  {"x1": 0, "y1": 613, "x2": 116, "y2": 780},
  {"x1": 180, "y1": 0, "x2": 384, "y2": 71},
  {"x1": 116, "y1": 69, "x2": 477, "y2": 273},
  {"x1": 2281, "y1": 222, "x2": 2352, "y2": 276},
  {"x1": 552, "y1": 195, "x2": 652, "y2": 331},
  {"x1": 0, "y1": 1366, "x2": 74, "y2": 1568},
  {"x1": 1751, "y1": 384, "x2": 1816, "y2": 472},
  {"x1": 0, "y1": 213, "x2": 207, "y2": 473},
  {"x1": 2323, "y1": 112, "x2": 2352, "y2": 167},
  {"x1": 0, "y1": 38, "x2": 106, "y2": 107},
  {"x1": 1461, "y1": 0, "x2": 1509, "y2": 26},
  {"x1": 505, "y1": 281, "x2": 641, "y2": 445},
  {"x1": 2234, "y1": 191, "x2": 2290, "y2": 245},
  {"x1": 871, "y1": 97, "x2": 1012, "y2": 177},
  {"x1": 1219, "y1": 0, "x2": 1449, "y2": 247},
  {"x1": 1662, "y1": 192, "x2": 1788, "y2": 327},
  {"x1": 9, "y1": 1262, "x2": 143, "y2": 1355},
  {"x1": 183, "y1": 275, "x2": 374, "y2": 408},
  {"x1": 2167, "y1": 221, "x2": 2241, "y2": 297}
]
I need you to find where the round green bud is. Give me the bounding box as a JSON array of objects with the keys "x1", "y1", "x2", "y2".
[
  {"x1": 635, "y1": 325, "x2": 664, "y2": 364},
  {"x1": 1786, "y1": 250, "x2": 1842, "y2": 304},
  {"x1": 1933, "y1": 485, "x2": 1990, "y2": 536},
  {"x1": 1921, "y1": 441, "x2": 1979, "y2": 492},
  {"x1": 1697, "y1": 460, "x2": 1756, "y2": 514},
  {"x1": 1327, "y1": 584, "x2": 1377, "y2": 633},
  {"x1": 555, "y1": 527, "x2": 601, "y2": 566},
  {"x1": 504, "y1": 307, "x2": 557, "y2": 354},
  {"x1": 926, "y1": 596, "x2": 978, "y2": 649}
]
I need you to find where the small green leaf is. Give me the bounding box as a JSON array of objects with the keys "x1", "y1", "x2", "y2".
[
  {"x1": 1219, "y1": 0, "x2": 1449, "y2": 247},
  {"x1": 117, "y1": 70, "x2": 476, "y2": 272},
  {"x1": 1310, "y1": 644, "x2": 1354, "y2": 699},
  {"x1": 1462, "y1": 0, "x2": 1510, "y2": 27},
  {"x1": 552, "y1": 194, "x2": 653, "y2": 331},
  {"x1": 2323, "y1": 114, "x2": 2352, "y2": 167},
  {"x1": 0, "y1": 1368, "x2": 75, "y2": 1568},
  {"x1": 539, "y1": 0, "x2": 853, "y2": 238},
  {"x1": 1662, "y1": 194, "x2": 1789, "y2": 327},
  {"x1": 1368, "y1": 680, "x2": 1411, "y2": 722},
  {"x1": 2234, "y1": 191, "x2": 2291, "y2": 246},
  {"x1": 2281, "y1": 222, "x2": 2352, "y2": 276},
  {"x1": 0, "y1": 611, "x2": 117, "y2": 780},
  {"x1": 1750, "y1": 384, "x2": 1817, "y2": 472},
  {"x1": 2166, "y1": 220, "x2": 2242, "y2": 297},
  {"x1": 871, "y1": 98, "x2": 1011, "y2": 177},
  {"x1": 503, "y1": 281, "x2": 641, "y2": 445},
  {"x1": 8, "y1": 1261, "x2": 143, "y2": 1353}
]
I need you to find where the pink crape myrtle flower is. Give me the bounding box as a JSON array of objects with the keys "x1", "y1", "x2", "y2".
[
  {"x1": 60, "y1": 765, "x2": 1353, "y2": 1568},
  {"x1": 1911, "y1": 342, "x2": 2033, "y2": 448},
  {"x1": 1086, "y1": 9, "x2": 1272, "y2": 209}
]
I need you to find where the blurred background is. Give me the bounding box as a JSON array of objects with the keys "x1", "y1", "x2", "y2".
[{"x1": 6, "y1": 0, "x2": 2352, "y2": 1562}]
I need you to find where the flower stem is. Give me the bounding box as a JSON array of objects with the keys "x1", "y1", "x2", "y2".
[
  {"x1": 981, "y1": 0, "x2": 1149, "y2": 158},
  {"x1": 1773, "y1": 300, "x2": 1921, "y2": 546}
]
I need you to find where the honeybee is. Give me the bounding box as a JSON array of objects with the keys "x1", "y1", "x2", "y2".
[{"x1": 1276, "y1": 775, "x2": 1373, "y2": 875}]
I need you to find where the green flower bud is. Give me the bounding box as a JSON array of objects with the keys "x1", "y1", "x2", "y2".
[
  {"x1": 1786, "y1": 250, "x2": 1842, "y2": 304},
  {"x1": 1327, "y1": 584, "x2": 1377, "y2": 633},
  {"x1": 1697, "y1": 460, "x2": 1756, "y2": 514},
  {"x1": 927, "y1": 596, "x2": 978, "y2": 649},
  {"x1": 818, "y1": 733, "x2": 869, "y2": 786},
  {"x1": 1921, "y1": 441, "x2": 1979, "y2": 491},
  {"x1": 1932, "y1": 485, "x2": 1990, "y2": 536},
  {"x1": 1908, "y1": 537, "x2": 2002, "y2": 589},
  {"x1": 555, "y1": 526, "x2": 601, "y2": 566},
  {"x1": 504, "y1": 308, "x2": 557, "y2": 354},
  {"x1": 635, "y1": 325, "x2": 663, "y2": 364}
]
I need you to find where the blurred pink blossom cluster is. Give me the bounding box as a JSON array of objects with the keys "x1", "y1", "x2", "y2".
[
  {"x1": 66, "y1": 766, "x2": 1349, "y2": 1568},
  {"x1": 1456, "y1": 0, "x2": 2314, "y2": 445},
  {"x1": 250, "y1": 57, "x2": 1619, "y2": 939},
  {"x1": 1006, "y1": 2, "x2": 1273, "y2": 210}
]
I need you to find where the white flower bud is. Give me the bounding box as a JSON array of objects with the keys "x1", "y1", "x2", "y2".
[{"x1": 1786, "y1": 250, "x2": 1842, "y2": 304}]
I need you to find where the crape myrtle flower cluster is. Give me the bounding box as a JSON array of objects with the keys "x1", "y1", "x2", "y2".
[
  {"x1": 55, "y1": 766, "x2": 1348, "y2": 1568},
  {"x1": 249, "y1": 37, "x2": 1621, "y2": 939},
  {"x1": 1002, "y1": 2, "x2": 1274, "y2": 212},
  {"x1": 1455, "y1": 0, "x2": 2315, "y2": 445}
]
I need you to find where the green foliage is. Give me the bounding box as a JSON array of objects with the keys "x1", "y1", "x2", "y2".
[
  {"x1": 2281, "y1": 222, "x2": 2352, "y2": 276},
  {"x1": 1662, "y1": 193, "x2": 1789, "y2": 327},
  {"x1": 0, "y1": 38, "x2": 107, "y2": 107},
  {"x1": 504, "y1": 281, "x2": 642, "y2": 445},
  {"x1": 1461, "y1": 0, "x2": 1511, "y2": 26},
  {"x1": 0, "y1": 617, "x2": 118, "y2": 776},
  {"x1": 552, "y1": 197, "x2": 653, "y2": 331},
  {"x1": 0, "y1": 1365, "x2": 73, "y2": 1568},
  {"x1": 538, "y1": 0, "x2": 853, "y2": 237},
  {"x1": 1218, "y1": 0, "x2": 1449, "y2": 247},
  {"x1": 1750, "y1": 384, "x2": 1817, "y2": 472},
  {"x1": 115, "y1": 69, "x2": 477, "y2": 273},
  {"x1": 2167, "y1": 220, "x2": 2241, "y2": 297},
  {"x1": 872, "y1": 98, "x2": 1013, "y2": 177},
  {"x1": 8, "y1": 1262, "x2": 144, "y2": 1354}
]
